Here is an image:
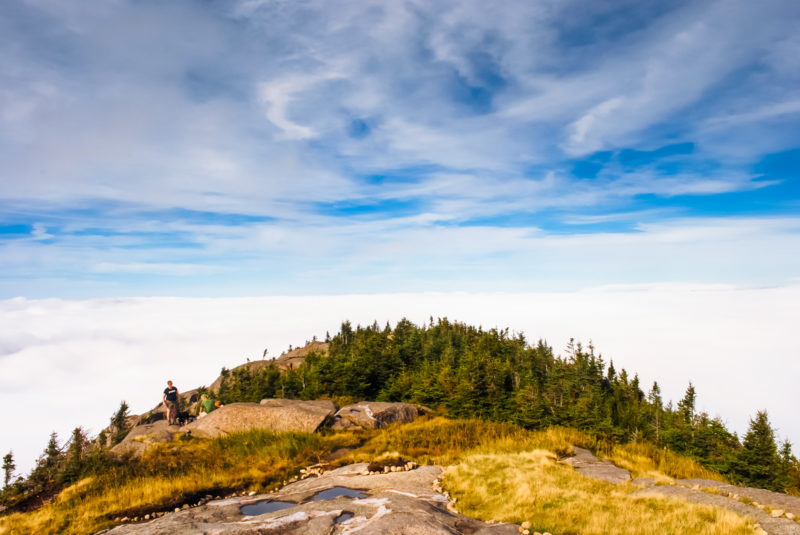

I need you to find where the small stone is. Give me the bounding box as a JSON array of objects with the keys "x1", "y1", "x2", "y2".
[
  {"x1": 786, "y1": 512, "x2": 795, "y2": 520},
  {"x1": 361, "y1": 470, "x2": 369, "y2": 476},
  {"x1": 384, "y1": 466, "x2": 390, "y2": 473},
  {"x1": 132, "y1": 517, "x2": 138, "y2": 522},
  {"x1": 144, "y1": 514, "x2": 150, "y2": 520},
  {"x1": 181, "y1": 504, "x2": 189, "y2": 510},
  {"x1": 121, "y1": 517, "x2": 129, "y2": 522},
  {"x1": 174, "y1": 508, "x2": 180, "y2": 513},
  {"x1": 543, "y1": 532, "x2": 553, "y2": 535},
  {"x1": 522, "y1": 530, "x2": 530, "y2": 535},
  {"x1": 521, "y1": 521, "x2": 531, "y2": 529},
  {"x1": 771, "y1": 509, "x2": 785, "y2": 518},
  {"x1": 248, "y1": 491, "x2": 256, "y2": 496}
]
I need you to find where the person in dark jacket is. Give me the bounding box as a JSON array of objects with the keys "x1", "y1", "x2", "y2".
[{"x1": 162, "y1": 380, "x2": 179, "y2": 425}]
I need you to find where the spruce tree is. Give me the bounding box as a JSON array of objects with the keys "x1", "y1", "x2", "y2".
[
  {"x1": 677, "y1": 382, "x2": 696, "y2": 425},
  {"x1": 736, "y1": 410, "x2": 782, "y2": 490},
  {"x1": 110, "y1": 401, "x2": 130, "y2": 445},
  {"x1": 62, "y1": 427, "x2": 88, "y2": 483},
  {"x1": 648, "y1": 381, "x2": 663, "y2": 443},
  {"x1": 2, "y1": 451, "x2": 14, "y2": 488},
  {"x1": 44, "y1": 432, "x2": 62, "y2": 469}
]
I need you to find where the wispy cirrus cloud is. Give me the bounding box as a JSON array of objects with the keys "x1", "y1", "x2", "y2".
[{"x1": 0, "y1": 0, "x2": 798, "y2": 297}]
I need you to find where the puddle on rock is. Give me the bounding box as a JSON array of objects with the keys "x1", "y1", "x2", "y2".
[
  {"x1": 311, "y1": 487, "x2": 367, "y2": 501},
  {"x1": 240, "y1": 500, "x2": 296, "y2": 516},
  {"x1": 334, "y1": 511, "x2": 354, "y2": 523}
]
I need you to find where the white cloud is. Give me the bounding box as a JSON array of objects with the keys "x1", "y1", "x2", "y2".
[
  {"x1": 259, "y1": 71, "x2": 346, "y2": 140},
  {"x1": 2, "y1": 286, "x2": 799, "y2": 477},
  {"x1": 703, "y1": 100, "x2": 800, "y2": 130},
  {"x1": 3, "y1": 0, "x2": 796, "y2": 214},
  {"x1": 1, "y1": 215, "x2": 798, "y2": 298},
  {"x1": 91, "y1": 263, "x2": 225, "y2": 276}
]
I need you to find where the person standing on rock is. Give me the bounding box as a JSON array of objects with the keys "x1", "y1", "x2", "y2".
[{"x1": 162, "y1": 380, "x2": 179, "y2": 425}]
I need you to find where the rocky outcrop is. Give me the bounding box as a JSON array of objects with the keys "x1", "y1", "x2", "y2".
[
  {"x1": 186, "y1": 400, "x2": 337, "y2": 438},
  {"x1": 207, "y1": 342, "x2": 329, "y2": 393},
  {"x1": 332, "y1": 402, "x2": 427, "y2": 430},
  {"x1": 110, "y1": 420, "x2": 181, "y2": 456},
  {"x1": 104, "y1": 462, "x2": 519, "y2": 535},
  {"x1": 272, "y1": 341, "x2": 329, "y2": 372}
]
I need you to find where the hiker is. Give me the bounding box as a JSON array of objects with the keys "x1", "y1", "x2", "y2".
[
  {"x1": 197, "y1": 394, "x2": 216, "y2": 418},
  {"x1": 162, "y1": 380, "x2": 179, "y2": 425}
]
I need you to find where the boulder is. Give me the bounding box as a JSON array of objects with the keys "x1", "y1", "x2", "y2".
[
  {"x1": 186, "y1": 400, "x2": 337, "y2": 438},
  {"x1": 110, "y1": 420, "x2": 181, "y2": 457},
  {"x1": 332, "y1": 402, "x2": 427, "y2": 430}
]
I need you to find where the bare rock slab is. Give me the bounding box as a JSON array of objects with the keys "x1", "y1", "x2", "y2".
[
  {"x1": 186, "y1": 400, "x2": 336, "y2": 438},
  {"x1": 675, "y1": 479, "x2": 800, "y2": 518},
  {"x1": 634, "y1": 485, "x2": 800, "y2": 535},
  {"x1": 104, "y1": 463, "x2": 519, "y2": 535},
  {"x1": 560, "y1": 447, "x2": 631, "y2": 484}
]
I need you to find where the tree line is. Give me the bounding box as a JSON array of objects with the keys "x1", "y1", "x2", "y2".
[{"x1": 216, "y1": 318, "x2": 799, "y2": 492}]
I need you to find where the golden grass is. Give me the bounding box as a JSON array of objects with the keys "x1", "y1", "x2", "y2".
[
  {"x1": 0, "y1": 418, "x2": 737, "y2": 535},
  {"x1": 443, "y1": 451, "x2": 753, "y2": 535},
  {"x1": 345, "y1": 417, "x2": 589, "y2": 465},
  {"x1": 604, "y1": 441, "x2": 725, "y2": 482},
  {"x1": 0, "y1": 430, "x2": 361, "y2": 535}
]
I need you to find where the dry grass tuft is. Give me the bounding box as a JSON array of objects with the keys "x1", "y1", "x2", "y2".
[
  {"x1": 444, "y1": 451, "x2": 752, "y2": 535},
  {"x1": 604, "y1": 441, "x2": 725, "y2": 481},
  {"x1": 345, "y1": 417, "x2": 589, "y2": 465}
]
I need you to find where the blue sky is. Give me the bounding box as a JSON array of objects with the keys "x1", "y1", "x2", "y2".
[{"x1": 1, "y1": 0, "x2": 799, "y2": 297}]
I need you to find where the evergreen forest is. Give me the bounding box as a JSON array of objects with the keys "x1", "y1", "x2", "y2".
[{"x1": 216, "y1": 318, "x2": 799, "y2": 493}]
